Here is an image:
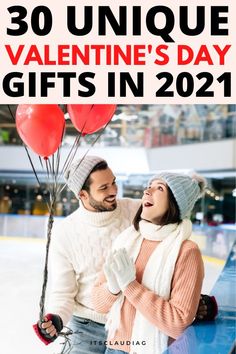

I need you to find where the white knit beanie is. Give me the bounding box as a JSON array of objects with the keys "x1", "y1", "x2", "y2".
[
  {"x1": 149, "y1": 172, "x2": 207, "y2": 219},
  {"x1": 64, "y1": 155, "x2": 106, "y2": 198}
]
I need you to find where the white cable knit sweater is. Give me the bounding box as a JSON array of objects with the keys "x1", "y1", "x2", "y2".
[{"x1": 47, "y1": 198, "x2": 140, "y2": 325}]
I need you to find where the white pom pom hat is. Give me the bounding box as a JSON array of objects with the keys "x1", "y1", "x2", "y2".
[{"x1": 64, "y1": 156, "x2": 105, "y2": 198}]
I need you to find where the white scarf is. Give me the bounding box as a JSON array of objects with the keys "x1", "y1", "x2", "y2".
[{"x1": 105, "y1": 218, "x2": 192, "y2": 354}]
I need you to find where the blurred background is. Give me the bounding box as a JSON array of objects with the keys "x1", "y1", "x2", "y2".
[
  {"x1": 0, "y1": 104, "x2": 235, "y2": 354},
  {"x1": 0, "y1": 104, "x2": 235, "y2": 222}
]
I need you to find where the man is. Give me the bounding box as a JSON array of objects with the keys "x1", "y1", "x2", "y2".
[{"x1": 34, "y1": 156, "x2": 217, "y2": 353}]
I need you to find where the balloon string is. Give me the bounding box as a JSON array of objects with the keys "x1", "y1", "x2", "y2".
[
  {"x1": 38, "y1": 156, "x2": 45, "y2": 171},
  {"x1": 56, "y1": 135, "x2": 83, "y2": 196},
  {"x1": 39, "y1": 207, "x2": 54, "y2": 321},
  {"x1": 46, "y1": 156, "x2": 57, "y2": 203},
  {"x1": 57, "y1": 118, "x2": 112, "y2": 196},
  {"x1": 7, "y1": 105, "x2": 16, "y2": 123},
  {"x1": 59, "y1": 117, "x2": 88, "y2": 179},
  {"x1": 8, "y1": 104, "x2": 54, "y2": 321},
  {"x1": 57, "y1": 327, "x2": 74, "y2": 354},
  {"x1": 24, "y1": 146, "x2": 51, "y2": 210},
  {"x1": 52, "y1": 153, "x2": 55, "y2": 183},
  {"x1": 7, "y1": 106, "x2": 42, "y2": 185},
  {"x1": 44, "y1": 156, "x2": 52, "y2": 199},
  {"x1": 7, "y1": 105, "x2": 51, "y2": 209},
  {"x1": 54, "y1": 124, "x2": 65, "y2": 197},
  {"x1": 10, "y1": 104, "x2": 113, "y2": 338},
  {"x1": 60, "y1": 134, "x2": 81, "y2": 178},
  {"x1": 48, "y1": 156, "x2": 56, "y2": 199}
]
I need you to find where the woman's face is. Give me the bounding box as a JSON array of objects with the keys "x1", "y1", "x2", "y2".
[{"x1": 141, "y1": 179, "x2": 169, "y2": 224}]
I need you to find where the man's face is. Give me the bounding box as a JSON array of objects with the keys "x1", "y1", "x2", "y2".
[{"x1": 80, "y1": 168, "x2": 118, "y2": 212}]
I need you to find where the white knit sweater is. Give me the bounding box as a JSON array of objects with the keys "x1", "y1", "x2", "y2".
[{"x1": 47, "y1": 198, "x2": 140, "y2": 325}]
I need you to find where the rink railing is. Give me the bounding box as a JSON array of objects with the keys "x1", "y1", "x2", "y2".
[
  {"x1": 0, "y1": 213, "x2": 63, "y2": 239},
  {"x1": 0, "y1": 213, "x2": 235, "y2": 261}
]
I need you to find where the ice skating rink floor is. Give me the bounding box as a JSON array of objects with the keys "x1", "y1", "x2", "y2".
[{"x1": 0, "y1": 236, "x2": 226, "y2": 354}]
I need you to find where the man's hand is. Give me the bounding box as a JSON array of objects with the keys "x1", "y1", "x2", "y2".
[
  {"x1": 195, "y1": 295, "x2": 218, "y2": 321},
  {"x1": 33, "y1": 313, "x2": 63, "y2": 345}
]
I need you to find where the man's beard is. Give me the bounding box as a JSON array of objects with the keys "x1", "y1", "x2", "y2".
[{"x1": 88, "y1": 193, "x2": 117, "y2": 212}]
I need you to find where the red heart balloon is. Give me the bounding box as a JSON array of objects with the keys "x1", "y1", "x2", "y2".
[
  {"x1": 67, "y1": 104, "x2": 116, "y2": 135},
  {"x1": 16, "y1": 104, "x2": 65, "y2": 158}
]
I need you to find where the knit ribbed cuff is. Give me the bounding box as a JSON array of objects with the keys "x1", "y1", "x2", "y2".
[
  {"x1": 103, "y1": 283, "x2": 121, "y2": 300},
  {"x1": 123, "y1": 280, "x2": 141, "y2": 297}
]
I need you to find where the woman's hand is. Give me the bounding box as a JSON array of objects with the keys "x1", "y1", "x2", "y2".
[
  {"x1": 103, "y1": 252, "x2": 121, "y2": 294},
  {"x1": 110, "y1": 248, "x2": 136, "y2": 291}
]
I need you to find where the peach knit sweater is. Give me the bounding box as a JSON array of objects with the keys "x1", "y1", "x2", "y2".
[{"x1": 92, "y1": 239, "x2": 204, "y2": 353}]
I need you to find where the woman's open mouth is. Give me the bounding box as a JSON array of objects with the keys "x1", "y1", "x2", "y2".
[{"x1": 143, "y1": 201, "x2": 153, "y2": 207}]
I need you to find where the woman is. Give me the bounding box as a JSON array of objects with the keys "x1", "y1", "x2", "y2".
[{"x1": 92, "y1": 172, "x2": 205, "y2": 354}]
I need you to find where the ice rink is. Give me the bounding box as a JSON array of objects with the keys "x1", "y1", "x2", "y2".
[{"x1": 0, "y1": 236, "x2": 225, "y2": 354}]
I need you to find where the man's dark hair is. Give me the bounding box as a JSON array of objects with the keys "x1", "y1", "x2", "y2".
[
  {"x1": 133, "y1": 186, "x2": 181, "y2": 231},
  {"x1": 81, "y1": 160, "x2": 108, "y2": 192}
]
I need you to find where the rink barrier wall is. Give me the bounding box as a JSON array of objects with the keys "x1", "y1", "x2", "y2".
[
  {"x1": 163, "y1": 241, "x2": 236, "y2": 354},
  {"x1": 0, "y1": 213, "x2": 235, "y2": 261}
]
